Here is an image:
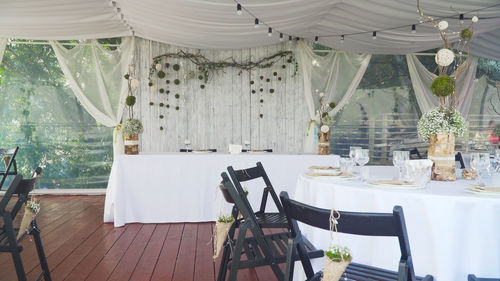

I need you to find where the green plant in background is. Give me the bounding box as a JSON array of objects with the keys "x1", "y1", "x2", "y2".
[
  {"x1": 431, "y1": 75, "x2": 454, "y2": 97},
  {"x1": 325, "y1": 245, "x2": 352, "y2": 262},
  {"x1": 217, "y1": 214, "x2": 234, "y2": 223},
  {"x1": 494, "y1": 124, "x2": 500, "y2": 136}
]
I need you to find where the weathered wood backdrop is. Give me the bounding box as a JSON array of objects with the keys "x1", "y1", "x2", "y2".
[{"x1": 129, "y1": 38, "x2": 308, "y2": 153}]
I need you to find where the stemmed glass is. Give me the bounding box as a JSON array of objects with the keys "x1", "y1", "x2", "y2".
[
  {"x1": 471, "y1": 152, "x2": 491, "y2": 186},
  {"x1": 244, "y1": 140, "x2": 251, "y2": 151},
  {"x1": 184, "y1": 139, "x2": 192, "y2": 151},
  {"x1": 393, "y1": 151, "x2": 409, "y2": 181},
  {"x1": 356, "y1": 149, "x2": 370, "y2": 181},
  {"x1": 349, "y1": 146, "x2": 362, "y2": 163}
]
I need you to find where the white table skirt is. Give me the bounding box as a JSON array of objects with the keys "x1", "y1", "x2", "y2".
[
  {"x1": 104, "y1": 153, "x2": 339, "y2": 227},
  {"x1": 293, "y1": 166, "x2": 500, "y2": 281}
]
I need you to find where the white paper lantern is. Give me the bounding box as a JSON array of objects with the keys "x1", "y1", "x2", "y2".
[
  {"x1": 438, "y1": 21, "x2": 448, "y2": 30},
  {"x1": 472, "y1": 16, "x2": 478, "y2": 23},
  {"x1": 320, "y1": 125, "x2": 330, "y2": 133},
  {"x1": 131, "y1": 79, "x2": 140, "y2": 89},
  {"x1": 319, "y1": 92, "x2": 325, "y2": 97},
  {"x1": 155, "y1": 63, "x2": 162, "y2": 71},
  {"x1": 435, "y1": 49, "x2": 455, "y2": 66}
]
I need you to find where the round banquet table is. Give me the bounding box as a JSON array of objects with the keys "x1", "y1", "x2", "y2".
[{"x1": 293, "y1": 166, "x2": 500, "y2": 281}]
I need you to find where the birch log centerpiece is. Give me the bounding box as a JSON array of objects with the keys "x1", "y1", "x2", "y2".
[
  {"x1": 316, "y1": 91, "x2": 335, "y2": 155},
  {"x1": 428, "y1": 132, "x2": 456, "y2": 181},
  {"x1": 122, "y1": 66, "x2": 143, "y2": 155}
]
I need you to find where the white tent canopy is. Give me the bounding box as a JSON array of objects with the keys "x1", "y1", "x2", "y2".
[{"x1": 0, "y1": 0, "x2": 499, "y2": 59}]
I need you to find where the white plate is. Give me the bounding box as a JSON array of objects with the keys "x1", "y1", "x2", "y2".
[
  {"x1": 465, "y1": 188, "x2": 500, "y2": 197},
  {"x1": 192, "y1": 150, "x2": 213, "y2": 153},
  {"x1": 308, "y1": 169, "x2": 342, "y2": 175},
  {"x1": 366, "y1": 182, "x2": 424, "y2": 190}
]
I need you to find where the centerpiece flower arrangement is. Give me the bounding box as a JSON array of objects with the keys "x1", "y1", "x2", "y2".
[
  {"x1": 123, "y1": 65, "x2": 143, "y2": 155},
  {"x1": 316, "y1": 90, "x2": 336, "y2": 155},
  {"x1": 416, "y1": 0, "x2": 476, "y2": 180}
]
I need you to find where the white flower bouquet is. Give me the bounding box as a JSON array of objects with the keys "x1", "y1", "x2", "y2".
[{"x1": 417, "y1": 107, "x2": 466, "y2": 141}]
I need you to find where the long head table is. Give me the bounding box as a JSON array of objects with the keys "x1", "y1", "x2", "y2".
[
  {"x1": 293, "y1": 166, "x2": 500, "y2": 281},
  {"x1": 104, "y1": 153, "x2": 339, "y2": 227}
]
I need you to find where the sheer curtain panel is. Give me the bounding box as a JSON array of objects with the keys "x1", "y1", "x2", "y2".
[
  {"x1": 50, "y1": 37, "x2": 135, "y2": 157},
  {"x1": 297, "y1": 40, "x2": 371, "y2": 153}
]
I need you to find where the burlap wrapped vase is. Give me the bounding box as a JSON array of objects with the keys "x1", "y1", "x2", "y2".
[
  {"x1": 322, "y1": 258, "x2": 350, "y2": 281},
  {"x1": 17, "y1": 205, "x2": 37, "y2": 239},
  {"x1": 318, "y1": 131, "x2": 330, "y2": 155},
  {"x1": 124, "y1": 134, "x2": 139, "y2": 155},
  {"x1": 213, "y1": 220, "x2": 233, "y2": 259},
  {"x1": 428, "y1": 132, "x2": 456, "y2": 181}
]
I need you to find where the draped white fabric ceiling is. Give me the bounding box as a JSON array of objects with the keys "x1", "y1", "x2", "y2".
[{"x1": 0, "y1": 0, "x2": 499, "y2": 59}]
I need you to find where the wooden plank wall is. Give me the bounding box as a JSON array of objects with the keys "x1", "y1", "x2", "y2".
[{"x1": 129, "y1": 38, "x2": 308, "y2": 153}]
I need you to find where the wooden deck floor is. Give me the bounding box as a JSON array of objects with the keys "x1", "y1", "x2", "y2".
[{"x1": 1, "y1": 195, "x2": 280, "y2": 281}]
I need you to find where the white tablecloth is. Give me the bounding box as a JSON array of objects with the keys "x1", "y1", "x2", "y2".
[
  {"x1": 104, "y1": 153, "x2": 339, "y2": 227},
  {"x1": 293, "y1": 166, "x2": 500, "y2": 281}
]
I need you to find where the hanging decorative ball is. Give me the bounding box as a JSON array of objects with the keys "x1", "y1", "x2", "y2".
[
  {"x1": 157, "y1": 71, "x2": 166, "y2": 79},
  {"x1": 159, "y1": 115, "x2": 164, "y2": 119},
  {"x1": 435, "y1": 49, "x2": 455, "y2": 66},
  {"x1": 320, "y1": 125, "x2": 330, "y2": 133},
  {"x1": 278, "y1": 77, "x2": 282, "y2": 81},
  {"x1": 166, "y1": 80, "x2": 170, "y2": 84},
  {"x1": 438, "y1": 20, "x2": 448, "y2": 30},
  {"x1": 266, "y1": 78, "x2": 270, "y2": 82},
  {"x1": 165, "y1": 63, "x2": 170, "y2": 68},
  {"x1": 173, "y1": 64, "x2": 180, "y2": 71},
  {"x1": 159, "y1": 103, "x2": 164, "y2": 107},
  {"x1": 159, "y1": 88, "x2": 165, "y2": 93},
  {"x1": 273, "y1": 72, "x2": 278, "y2": 76},
  {"x1": 472, "y1": 16, "x2": 478, "y2": 23},
  {"x1": 319, "y1": 92, "x2": 325, "y2": 97},
  {"x1": 260, "y1": 99, "x2": 264, "y2": 103},
  {"x1": 155, "y1": 63, "x2": 162, "y2": 71},
  {"x1": 460, "y1": 28, "x2": 472, "y2": 40},
  {"x1": 175, "y1": 94, "x2": 180, "y2": 99},
  {"x1": 125, "y1": 95, "x2": 136, "y2": 106},
  {"x1": 251, "y1": 90, "x2": 256, "y2": 94},
  {"x1": 174, "y1": 79, "x2": 180, "y2": 85},
  {"x1": 131, "y1": 79, "x2": 140, "y2": 89},
  {"x1": 160, "y1": 126, "x2": 164, "y2": 130},
  {"x1": 259, "y1": 114, "x2": 264, "y2": 118},
  {"x1": 166, "y1": 90, "x2": 170, "y2": 94},
  {"x1": 329, "y1": 102, "x2": 336, "y2": 109},
  {"x1": 282, "y1": 65, "x2": 286, "y2": 69},
  {"x1": 269, "y1": 89, "x2": 275, "y2": 94},
  {"x1": 128, "y1": 65, "x2": 135, "y2": 72},
  {"x1": 250, "y1": 80, "x2": 254, "y2": 85},
  {"x1": 198, "y1": 75, "x2": 203, "y2": 80},
  {"x1": 149, "y1": 102, "x2": 154, "y2": 106},
  {"x1": 124, "y1": 74, "x2": 130, "y2": 80},
  {"x1": 431, "y1": 75, "x2": 455, "y2": 97},
  {"x1": 260, "y1": 76, "x2": 264, "y2": 80},
  {"x1": 175, "y1": 106, "x2": 180, "y2": 110},
  {"x1": 150, "y1": 85, "x2": 157, "y2": 92},
  {"x1": 166, "y1": 104, "x2": 170, "y2": 108},
  {"x1": 260, "y1": 88, "x2": 263, "y2": 92},
  {"x1": 200, "y1": 84, "x2": 205, "y2": 89}
]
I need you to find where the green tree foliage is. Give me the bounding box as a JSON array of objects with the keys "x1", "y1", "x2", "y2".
[{"x1": 0, "y1": 42, "x2": 113, "y2": 188}]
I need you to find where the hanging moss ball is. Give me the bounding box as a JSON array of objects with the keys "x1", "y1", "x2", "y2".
[
  {"x1": 175, "y1": 94, "x2": 180, "y2": 99},
  {"x1": 269, "y1": 89, "x2": 275, "y2": 94},
  {"x1": 260, "y1": 88, "x2": 263, "y2": 92},
  {"x1": 149, "y1": 102, "x2": 154, "y2": 106},
  {"x1": 148, "y1": 81, "x2": 153, "y2": 86},
  {"x1": 460, "y1": 28, "x2": 472, "y2": 40},
  {"x1": 259, "y1": 114, "x2": 264, "y2": 118},
  {"x1": 174, "y1": 79, "x2": 180, "y2": 85},
  {"x1": 175, "y1": 106, "x2": 180, "y2": 110},
  {"x1": 260, "y1": 75, "x2": 264, "y2": 80},
  {"x1": 198, "y1": 75, "x2": 203, "y2": 80},
  {"x1": 200, "y1": 84, "x2": 205, "y2": 89},
  {"x1": 159, "y1": 115, "x2": 164, "y2": 119},
  {"x1": 157, "y1": 71, "x2": 166, "y2": 79},
  {"x1": 282, "y1": 65, "x2": 286, "y2": 69},
  {"x1": 159, "y1": 103, "x2": 164, "y2": 107},
  {"x1": 431, "y1": 75, "x2": 455, "y2": 97},
  {"x1": 273, "y1": 72, "x2": 278, "y2": 76},
  {"x1": 166, "y1": 104, "x2": 170, "y2": 108},
  {"x1": 124, "y1": 74, "x2": 130, "y2": 80},
  {"x1": 165, "y1": 63, "x2": 170, "y2": 68},
  {"x1": 278, "y1": 77, "x2": 282, "y2": 81},
  {"x1": 173, "y1": 64, "x2": 180, "y2": 71},
  {"x1": 329, "y1": 102, "x2": 336, "y2": 109},
  {"x1": 287, "y1": 59, "x2": 293, "y2": 63},
  {"x1": 159, "y1": 88, "x2": 165, "y2": 93},
  {"x1": 250, "y1": 80, "x2": 254, "y2": 85},
  {"x1": 198, "y1": 66, "x2": 203, "y2": 71},
  {"x1": 266, "y1": 78, "x2": 270, "y2": 82},
  {"x1": 125, "y1": 95, "x2": 136, "y2": 106},
  {"x1": 260, "y1": 99, "x2": 264, "y2": 103},
  {"x1": 160, "y1": 126, "x2": 164, "y2": 130},
  {"x1": 251, "y1": 90, "x2": 256, "y2": 94}
]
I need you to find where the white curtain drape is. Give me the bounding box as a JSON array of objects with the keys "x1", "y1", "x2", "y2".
[
  {"x1": 0, "y1": 38, "x2": 7, "y2": 66},
  {"x1": 406, "y1": 54, "x2": 479, "y2": 118},
  {"x1": 50, "y1": 37, "x2": 135, "y2": 157},
  {"x1": 297, "y1": 40, "x2": 371, "y2": 153}
]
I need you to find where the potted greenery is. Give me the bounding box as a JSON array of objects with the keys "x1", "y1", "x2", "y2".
[
  {"x1": 213, "y1": 214, "x2": 234, "y2": 259},
  {"x1": 17, "y1": 200, "x2": 40, "y2": 239},
  {"x1": 123, "y1": 66, "x2": 143, "y2": 155},
  {"x1": 322, "y1": 245, "x2": 352, "y2": 281}
]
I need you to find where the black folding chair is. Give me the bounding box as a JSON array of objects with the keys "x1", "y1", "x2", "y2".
[
  {"x1": 468, "y1": 274, "x2": 499, "y2": 281},
  {"x1": 217, "y1": 172, "x2": 322, "y2": 281},
  {"x1": 279, "y1": 191, "x2": 434, "y2": 281},
  {"x1": 0, "y1": 168, "x2": 51, "y2": 281},
  {"x1": 455, "y1": 152, "x2": 465, "y2": 169},
  {"x1": 409, "y1": 148, "x2": 422, "y2": 159},
  {"x1": 0, "y1": 147, "x2": 19, "y2": 190},
  {"x1": 227, "y1": 162, "x2": 288, "y2": 228}
]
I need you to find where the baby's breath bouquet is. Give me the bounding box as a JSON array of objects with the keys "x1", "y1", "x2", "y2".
[
  {"x1": 417, "y1": 107, "x2": 466, "y2": 141},
  {"x1": 122, "y1": 118, "x2": 144, "y2": 136}
]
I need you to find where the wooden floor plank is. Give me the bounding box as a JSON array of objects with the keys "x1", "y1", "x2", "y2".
[
  {"x1": 150, "y1": 223, "x2": 184, "y2": 281},
  {"x1": 194, "y1": 222, "x2": 215, "y2": 281},
  {"x1": 172, "y1": 223, "x2": 198, "y2": 281}
]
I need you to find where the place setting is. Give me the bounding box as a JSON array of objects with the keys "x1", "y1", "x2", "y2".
[{"x1": 464, "y1": 149, "x2": 500, "y2": 196}]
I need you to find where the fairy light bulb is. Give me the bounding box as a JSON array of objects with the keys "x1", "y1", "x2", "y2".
[
  {"x1": 254, "y1": 18, "x2": 259, "y2": 28},
  {"x1": 236, "y1": 3, "x2": 242, "y2": 15},
  {"x1": 268, "y1": 27, "x2": 272, "y2": 37},
  {"x1": 411, "y1": 24, "x2": 416, "y2": 33},
  {"x1": 372, "y1": 31, "x2": 377, "y2": 40}
]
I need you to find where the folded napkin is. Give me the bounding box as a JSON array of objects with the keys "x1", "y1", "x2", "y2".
[
  {"x1": 469, "y1": 184, "x2": 500, "y2": 192},
  {"x1": 308, "y1": 166, "x2": 340, "y2": 170},
  {"x1": 228, "y1": 144, "x2": 242, "y2": 154},
  {"x1": 305, "y1": 171, "x2": 354, "y2": 178},
  {"x1": 370, "y1": 180, "x2": 415, "y2": 186}
]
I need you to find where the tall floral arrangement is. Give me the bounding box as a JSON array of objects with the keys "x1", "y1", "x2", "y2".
[
  {"x1": 316, "y1": 90, "x2": 336, "y2": 155},
  {"x1": 122, "y1": 65, "x2": 143, "y2": 154}
]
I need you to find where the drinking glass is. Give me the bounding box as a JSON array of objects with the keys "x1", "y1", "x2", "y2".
[
  {"x1": 471, "y1": 152, "x2": 490, "y2": 186},
  {"x1": 340, "y1": 158, "x2": 354, "y2": 174},
  {"x1": 184, "y1": 139, "x2": 192, "y2": 150},
  {"x1": 393, "y1": 151, "x2": 410, "y2": 181},
  {"x1": 244, "y1": 140, "x2": 250, "y2": 151},
  {"x1": 356, "y1": 149, "x2": 369, "y2": 167},
  {"x1": 349, "y1": 146, "x2": 362, "y2": 163}
]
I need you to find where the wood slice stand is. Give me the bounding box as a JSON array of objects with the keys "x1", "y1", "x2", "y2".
[
  {"x1": 124, "y1": 134, "x2": 139, "y2": 155},
  {"x1": 428, "y1": 132, "x2": 456, "y2": 181},
  {"x1": 318, "y1": 131, "x2": 330, "y2": 155}
]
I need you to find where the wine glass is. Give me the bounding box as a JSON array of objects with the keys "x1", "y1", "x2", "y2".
[
  {"x1": 356, "y1": 149, "x2": 370, "y2": 181},
  {"x1": 184, "y1": 139, "x2": 192, "y2": 151},
  {"x1": 349, "y1": 146, "x2": 362, "y2": 163},
  {"x1": 471, "y1": 152, "x2": 490, "y2": 186},
  {"x1": 244, "y1": 140, "x2": 250, "y2": 151},
  {"x1": 393, "y1": 151, "x2": 409, "y2": 181}
]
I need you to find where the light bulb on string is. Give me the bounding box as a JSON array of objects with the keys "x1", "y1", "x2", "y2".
[
  {"x1": 289, "y1": 35, "x2": 292, "y2": 42},
  {"x1": 314, "y1": 36, "x2": 319, "y2": 42},
  {"x1": 411, "y1": 25, "x2": 416, "y2": 33},
  {"x1": 236, "y1": 4, "x2": 242, "y2": 15},
  {"x1": 279, "y1": 33, "x2": 284, "y2": 41},
  {"x1": 109, "y1": 1, "x2": 116, "y2": 7},
  {"x1": 340, "y1": 35, "x2": 344, "y2": 43},
  {"x1": 268, "y1": 27, "x2": 272, "y2": 37},
  {"x1": 254, "y1": 18, "x2": 259, "y2": 28},
  {"x1": 372, "y1": 31, "x2": 377, "y2": 40},
  {"x1": 114, "y1": 6, "x2": 120, "y2": 14},
  {"x1": 459, "y1": 14, "x2": 464, "y2": 24}
]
